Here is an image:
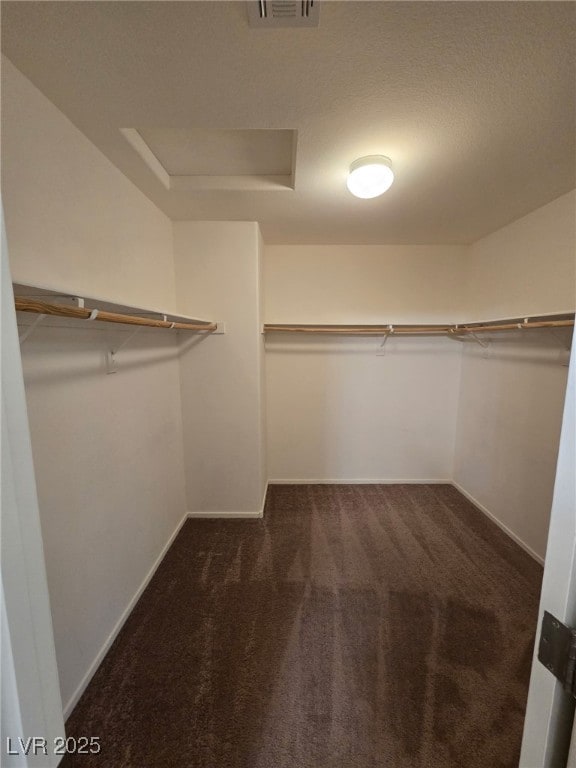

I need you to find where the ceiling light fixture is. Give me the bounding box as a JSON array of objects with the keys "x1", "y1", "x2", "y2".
[{"x1": 346, "y1": 155, "x2": 394, "y2": 199}]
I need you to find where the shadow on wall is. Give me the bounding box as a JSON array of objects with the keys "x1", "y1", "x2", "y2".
[
  {"x1": 17, "y1": 323, "x2": 214, "y2": 384},
  {"x1": 453, "y1": 327, "x2": 573, "y2": 367},
  {"x1": 453, "y1": 328, "x2": 571, "y2": 561},
  {"x1": 18, "y1": 322, "x2": 188, "y2": 707}
]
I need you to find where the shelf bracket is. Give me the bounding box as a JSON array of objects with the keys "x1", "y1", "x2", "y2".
[
  {"x1": 106, "y1": 326, "x2": 143, "y2": 374},
  {"x1": 548, "y1": 328, "x2": 572, "y2": 352},
  {"x1": 447, "y1": 325, "x2": 464, "y2": 343},
  {"x1": 376, "y1": 327, "x2": 393, "y2": 356},
  {"x1": 19, "y1": 313, "x2": 46, "y2": 344},
  {"x1": 469, "y1": 332, "x2": 490, "y2": 349}
]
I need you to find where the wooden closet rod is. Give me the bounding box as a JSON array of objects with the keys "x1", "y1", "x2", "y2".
[
  {"x1": 264, "y1": 318, "x2": 574, "y2": 335},
  {"x1": 455, "y1": 319, "x2": 574, "y2": 334},
  {"x1": 15, "y1": 298, "x2": 217, "y2": 332},
  {"x1": 264, "y1": 325, "x2": 450, "y2": 335}
]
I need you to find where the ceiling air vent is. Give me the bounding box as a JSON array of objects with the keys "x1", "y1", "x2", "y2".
[{"x1": 247, "y1": 1, "x2": 319, "y2": 28}]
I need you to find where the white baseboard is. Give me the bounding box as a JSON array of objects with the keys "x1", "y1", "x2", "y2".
[
  {"x1": 451, "y1": 481, "x2": 544, "y2": 565},
  {"x1": 268, "y1": 478, "x2": 452, "y2": 485},
  {"x1": 187, "y1": 482, "x2": 269, "y2": 519},
  {"x1": 62, "y1": 511, "x2": 190, "y2": 720},
  {"x1": 187, "y1": 510, "x2": 263, "y2": 518}
]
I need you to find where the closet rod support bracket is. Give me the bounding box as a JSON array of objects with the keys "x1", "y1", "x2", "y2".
[
  {"x1": 112, "y1": 326, "x2": 142, "y2": 355},
  {"x1": 548, "y1": 328, "x2": 572, "y2": 352},
  {"x1": 19, "y1": 313, "x2": 46, "y2": 344},
  {"x1": 469, "y1": 332, "x2": 490, "y2": 349},
  {"x1": 376, "y1": 328, "x2": 392, "y2": 356},
  {"x1": 107, "y1": 327, "x2": 143, "y2": 374}
]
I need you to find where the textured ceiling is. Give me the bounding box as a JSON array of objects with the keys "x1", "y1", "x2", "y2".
[{"x1": 1, "y1": 1, "x2": 575, "y2": 244}]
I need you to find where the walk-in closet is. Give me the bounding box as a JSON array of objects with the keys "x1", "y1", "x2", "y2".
[{"x1": 2, "y1": 3, "x2": 575, "y2": 767}]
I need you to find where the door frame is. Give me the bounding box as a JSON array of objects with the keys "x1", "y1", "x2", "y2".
[
  {"x1": 1, "y1": 205, "x2": 65, "y2": 766},
  {"x1": 520, "y1": 329, "x2": 576, "y2": 767}
]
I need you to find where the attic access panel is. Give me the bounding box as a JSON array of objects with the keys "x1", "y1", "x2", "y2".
[{"x1": 121, "y1": 128, "x2": 297, "y2": 192}]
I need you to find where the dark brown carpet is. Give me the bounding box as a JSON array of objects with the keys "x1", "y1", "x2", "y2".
[{"x1": 64, "y1": 484, "x2": 542, "y2": 768}]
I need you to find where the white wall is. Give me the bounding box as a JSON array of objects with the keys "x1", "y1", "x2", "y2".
[
  {"x1": 264, "y1": 245, "x2": 466, "y2": 482},
  {"x1": 463, "y1": 190, "x2": 576, "y2": 321},
  {"x1": 2, "y1": 58, "x2": 187, "y2": 715},
  {"x1": 266, "y1": 335, "x2": 461, "y2": 482},
  {"x1": 20, "y1": 327, "x2": 186, "y2": 713},
  {"x1": 174, "y1": 221, "x2": 267, "y2": 514},
  {"x1": 454, "y1": 192, "x2": 575, "y2": 561},
  {"x1": 1, "y1": 56, "x2": 176, "y2": 311},
  {"x1": 453, "y1": 334, "x2": 570, "y2": 561},
  {"x1": 265, "y1": 245, "x2": 467, "y2": 324}
]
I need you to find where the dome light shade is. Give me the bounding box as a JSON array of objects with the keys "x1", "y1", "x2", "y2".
[{"x1": 346, "y1": 155, "x2": 394, "y2": 199}]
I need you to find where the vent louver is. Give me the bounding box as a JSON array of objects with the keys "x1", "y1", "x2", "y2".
[{"x1": 247, "y1": 1, "x2": 319, "y2": 28}]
